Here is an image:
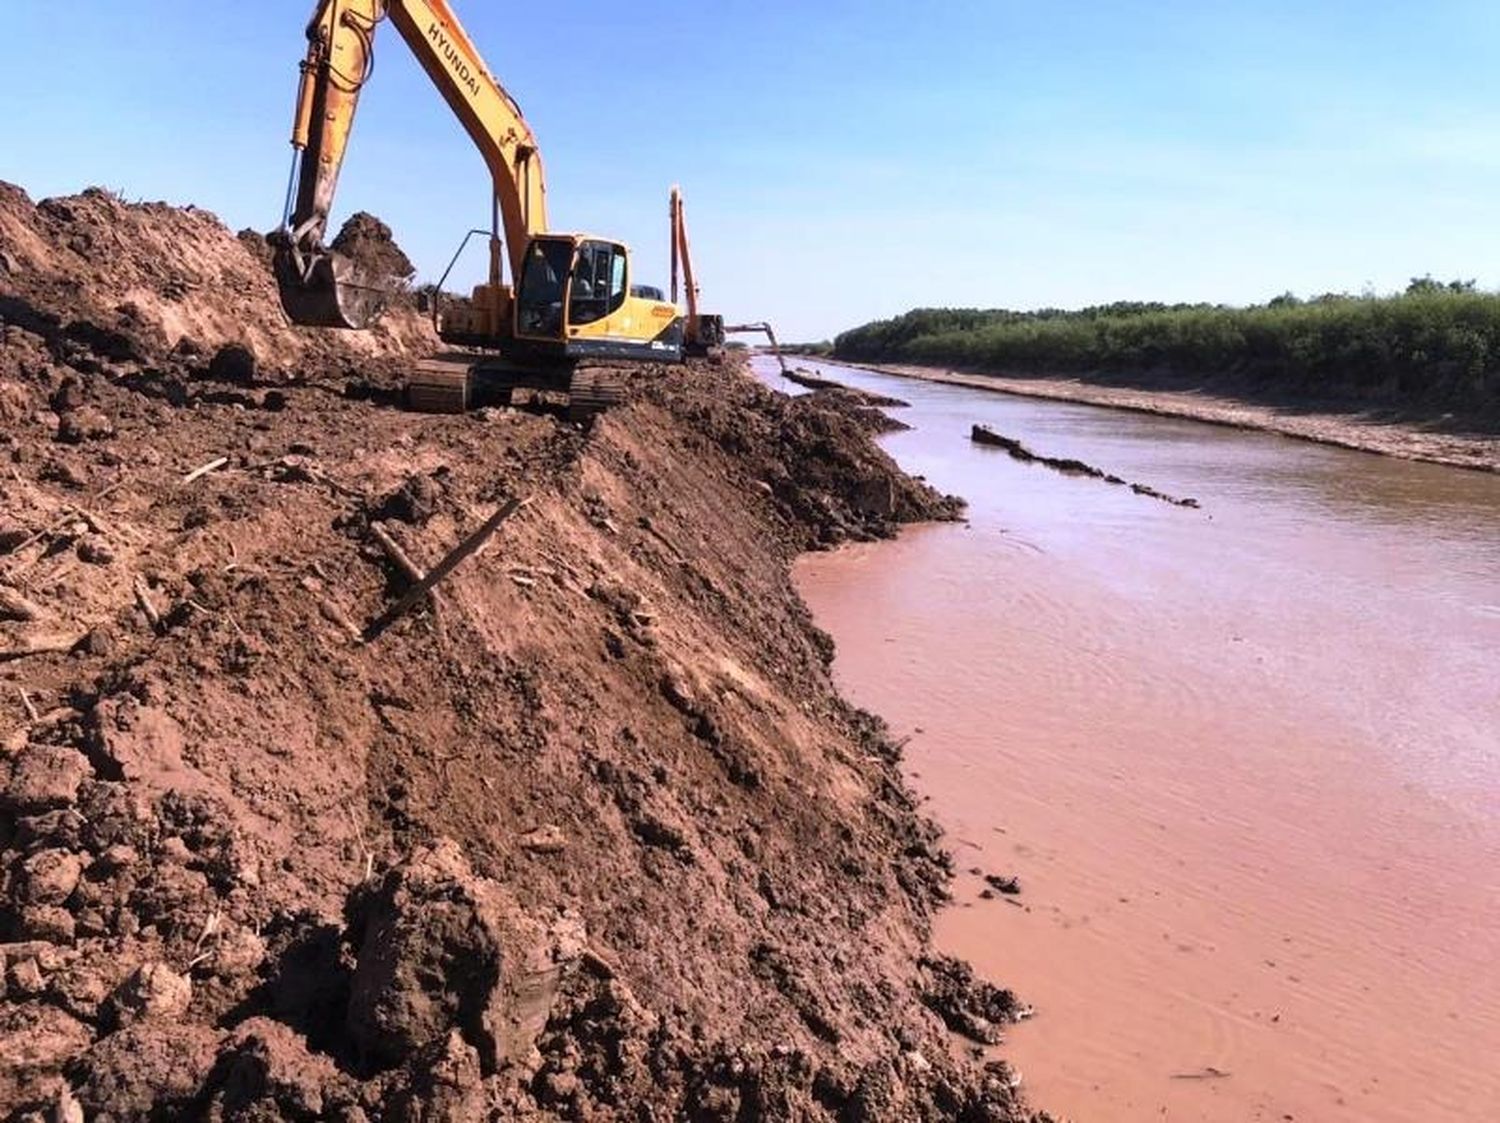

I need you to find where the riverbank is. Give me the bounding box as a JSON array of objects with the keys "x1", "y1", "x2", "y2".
[
  {"x1": 826, "y1": 360, "x2": 1500, "y2": 473},
  {"x1": 0, "y1": 185, "x2": 1029, "y2": 1120}
]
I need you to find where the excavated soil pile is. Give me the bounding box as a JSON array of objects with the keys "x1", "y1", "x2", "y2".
[
  {"x1": 0, "y1": 184, "x2": 433, "y2": 384},
  {"x1": 0, "y1": 187, "x2": 1033, "y2": 1122},
  {"x1": 329, "y1": 212, "x2": 416, "y2": 288}
]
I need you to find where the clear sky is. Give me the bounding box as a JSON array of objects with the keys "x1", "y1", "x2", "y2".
[{"x1": 3, "y1": 1, "x2": 1498, "y2": 341}]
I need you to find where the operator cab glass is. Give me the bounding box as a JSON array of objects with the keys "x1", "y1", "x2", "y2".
[
  {"x1": 568, "y1": 240, "x2": 628, "y2": 325},
  {"x1": 515, "y1": 237, "x2": 574, "y2": 338}
]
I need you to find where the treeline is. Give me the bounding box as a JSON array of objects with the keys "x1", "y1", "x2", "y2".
[
  {"x1": 833, "y1": 279, "x2": 1500, "y2": 410},
  {"x1": 782, "y1": 341, "x2": 835, "y2": 357}
]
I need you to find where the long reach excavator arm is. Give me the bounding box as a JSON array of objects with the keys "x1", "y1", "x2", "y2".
[
  {"x1": 670, "y1": 186, "x2": 786, "y2": 372},
  {"x1": 669, "y1": 185, "x2": 725, "y2": 355},
  {"x1": 276, "y1": 0, "x2": 547, "y2": 330}
]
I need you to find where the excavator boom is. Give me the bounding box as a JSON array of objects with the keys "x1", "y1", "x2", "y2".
[
  {"x1": 670, "y1": 187, "x2": 787, "y2": 370},
  {"x1": 669, "y1": 186, "x2": 724, "y2": 355},
  {"x1": 276, "y1": 0, "x2": 547, "y2": 328}
]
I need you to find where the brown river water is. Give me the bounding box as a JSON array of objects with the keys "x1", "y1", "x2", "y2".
[{"x1": 754, "y1": 357, "x2": 1500, "y2": 1122}]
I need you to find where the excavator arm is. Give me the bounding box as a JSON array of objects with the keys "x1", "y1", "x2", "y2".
[
  {"x1": 669, "y1": 186, "x2": 696, "y2": 318},
  {"x1": 669, "y1": 185, "x2": 725, "y2": 354},
  {"x1": 276, "y1": 0, "x2": 548, "y2": 329},
  {"x1": 671, "y1": 187, "x2": 788, "y2": 369},
  {"x1": 726, "y1": 322, "x2": 788, "y2": 374}
]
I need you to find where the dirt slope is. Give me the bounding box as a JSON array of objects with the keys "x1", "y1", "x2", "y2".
[
  {"x1": 0, "y1": 187, "x2": 1036, "y2": 1122},
  {"x1": 0, "y1": 183, "x2": 433, "y2": 378}
]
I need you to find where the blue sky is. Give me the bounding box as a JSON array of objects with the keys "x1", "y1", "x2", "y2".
[{"x1": 3, "y1": 1, "x2": 1498, "y2": 341}]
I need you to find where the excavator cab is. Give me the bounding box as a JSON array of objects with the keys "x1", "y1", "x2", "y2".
[
  {"x1": 512, "y1": 236, "x2": 628, "y2": 338},
  {"x1": 512, "y1": 234, "x2": 682, "y2": 362}
]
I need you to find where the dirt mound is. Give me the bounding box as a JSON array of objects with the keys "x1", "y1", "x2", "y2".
[
  {"x1": 0, "y1": 183, "x2": 434, "y2": 378},
  {"x1": 331, "y1": 212, "x2": 416, "y2": 287},
  {"x1": 0, "y1": 185, "x2": 1029, "y2": 1122},
  {"x1": 639, "y1": 370, "x2": 962, "y2": 549}
]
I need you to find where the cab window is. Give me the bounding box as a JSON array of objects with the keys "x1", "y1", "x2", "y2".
[
  {"x1": 609, "y1": 252, "x2": 627, "y2": 311},
  {"x1": 569, "y1": 241, "x2": 628, "y2": 325},
  {"x1": 515, "y1": 238, "x2": 573, "y2": 337}
]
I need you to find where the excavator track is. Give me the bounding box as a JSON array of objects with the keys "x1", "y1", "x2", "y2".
[
  {"x1": 566, "y1": 368, "x2": 625, "y2": 424},
  {"x1": 406, "y1": 357, "x2": 472, "y2": 414}
]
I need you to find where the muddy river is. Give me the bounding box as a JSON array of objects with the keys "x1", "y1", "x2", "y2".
[{"x1": 754, "y1": 357, "x2": 1500, "y2": 1122}]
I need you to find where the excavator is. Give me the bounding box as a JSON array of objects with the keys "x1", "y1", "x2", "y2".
[
  {"x1": 272, "y1": 0, "x2": 683, "y2": 417},
  {"x1": 669, "y1": 186, "x2": 723, "y2": 358},
  {"x1": 669, "y1": 186, "x2": 788, "y2": 374}
]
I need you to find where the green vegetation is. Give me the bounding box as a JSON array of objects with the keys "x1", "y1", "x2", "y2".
[
  {"x1": 783, "y1": 340, "x2": 835, "y2": 357},
  {"x1": 834, "y1": 279, "x2": 1500, "y2": 411}
]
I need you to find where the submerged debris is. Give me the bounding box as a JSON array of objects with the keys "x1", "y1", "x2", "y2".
[
  {"x1": 783, "y1": 366, "x2": 910, "y2": 407},
  {"x1": 971, "y1": 424, "x2": 1202, "y2": 508},
  {"x1": 984, "y1": 873, "x2": 1022, "y2": 895}
]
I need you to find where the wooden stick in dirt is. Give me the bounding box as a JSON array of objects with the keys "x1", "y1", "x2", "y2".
[
  {"x1": 91, "y1": 478, "x2": 127, "y2": 505},
  {"x1": 66, "y1": 504, "x2": 116, "y2": 539},
  {"x1": 370, "y1": 521, "x2": 447, "y2": 638},
  {"x1": 2, "y1": 509, "x2": 84, "y2": 565},
  {"x1": 365, "y1": 496, "x2": 526, "y2": 640},
  {"x1": 182, "y1": 456, "x2": 229, "y2": 485},
  {"x1": 370, "y1": 523, "x2": 426, "y2": 584},
  {"x1": 132, "y1": 575, "x2": 162, "y2": 632},
  {"x1": 0, "y1": 586, "x2": 45, "y2": 622},
  {"x1": 306, "y1": 465, "x2": 364, "y2": 500},
  {"x1": 0, "y1": 633, "x2": 85, "y2": 663},
  {"x1": 17, "y1": 688, "x2": 39, "y2": 723}
]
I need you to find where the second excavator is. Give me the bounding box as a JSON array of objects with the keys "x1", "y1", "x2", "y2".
[
  {"x1": 273, "y1": 0, "x2": 682, "y2": 417},
  {"x1": 670, "y1": 185, "x2": 788, "y2": 375},
  {"x1": 669, "y1": 185, "x2": 724, "y2": 358}
]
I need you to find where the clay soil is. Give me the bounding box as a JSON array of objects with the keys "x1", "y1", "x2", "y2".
[{"x1": 0, "y1": 185, "x2": 1037, "y2": 1122}]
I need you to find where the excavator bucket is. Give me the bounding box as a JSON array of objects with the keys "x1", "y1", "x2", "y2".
[{"x1": 271, "y1": 238, "x2": 392, "y2": 330}]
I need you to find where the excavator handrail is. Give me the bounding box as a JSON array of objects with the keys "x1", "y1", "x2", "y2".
[{"x1": 428, "y1": 227, "x2": 490, "y2": 334}]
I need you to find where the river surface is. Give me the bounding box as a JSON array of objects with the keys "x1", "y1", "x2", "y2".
[{"x1": 753, "y1": 357, "x2": 1500, "y2": 1122}]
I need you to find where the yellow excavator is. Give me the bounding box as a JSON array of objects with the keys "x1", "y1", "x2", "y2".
[
  {"x1": 273, "y1": 0, "x2": 683, "y2": 417},
  {"x1": 669, "y1": 186, "x2": 788, "y2": 374},
  {"x1": 669, "y1": 185, "x2": 724, "y2": 358}
]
